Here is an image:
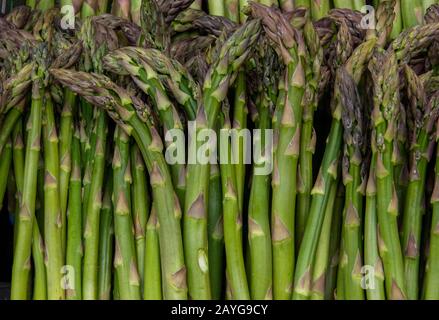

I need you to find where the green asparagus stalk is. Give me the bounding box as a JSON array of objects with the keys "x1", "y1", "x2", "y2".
[
  {"x1": 42, "y1": 93, "x2": 65, "y2": 300},
  {"x1": 239, "y1": 0, "x2": 250, "y2": 22},
  {"x1": 425, "y1": 102, "x2": 439, "y2": 299},
  {"x1": 294, "y1": 0, "x2": 310, "y2": 8},
  {"x1": 97, "y1": 0, "x2": 109, "y2": 14},
  {"x1": 131, "y1": 144, "x2": 150, "y2": 290},
  {"x1": 50, "y1": 68, "x2": 188, "y2": 300},
  {"x1": 97, "y1": 167, "x2": 113, "y2": 300},
  {"x1": 369, "y1": 50, "x2": 406, "y2": 300},
  {"x1": 190, "y1": 0, "x2": 202, "y2": 10},
  {"x1": 311, "y1": 0, "x2": 330, "y2": 20},
  {"x1": 59, "y1": 89, "x2": 76, "y2": 256},
  {"x1": 324, "y1": 184, "x2": 345, "y2": 300},
  {"x1": 250, "y1": 3, "x2": 305, "y2": 300},
  {"x1": 423, "y1": 0, "x2": 437, "y2": 14},
  {"x1": 390, "y1": 0, "x2": 402, "y2": 39},
  {"x1": 113, "y1": 127, "x2": 141, "y2": 300},
  {"x1": 11, "y1": 50, "x2": 47, "y2": 299},
  {"x1": 0, "y1": 140, "x2": 12, "y2": 209},
  {"x1": 401, "y1": 0, "x2": 423, "y2": 28},
  {"x1": 143, "y1": 206, "x2": 162, "y2": 300},
  {"x1": 207, "y1": 163, "x2": 224, "y2": 300},
  {"x1": 219, "y1": 102, "x2": 250, "y2": 300},
  {"x1": 364, "y1": 151, "x2": 386, "y2": 300},
  {"x1": 81, "y1": 0, "x2": 98, "y2": 18},
  {"x1": 66, "y1": 127, "x2": 83, "y2": 300},
  {"x1": 32, "y1": 222, "x2": 47, "y2": 300},
  {"x1": 60, "y1": 0, "x2": 84, "y2": 14},
  {"x1": 82, "y1": 109, "x2": 108, "y2": 300},
  {"x1": 293, "y1": 37, "x2": 376, "y2": 300},
  {"x1": 401, "y1": 65, "x2": 439, "y2": 300},
  {"x1": 352, "y1": 0, "x2": 365, "y2": 11},
  {"x1": 208, "y1": 0, "x2": 225, "y2": 16},
  {"x1": 131, "y1": 0, "x2": 142, "y2": 25},
  {"x1": 340, "y1": 71, "x2": 365, "y2": 300},
  {"x1": 297, "y1": 18, "x2": 323, "y2": 248},
  {"x1": 310, "y1": 182, "x2": 338, "y2": 300},
  {"x1": 247, "y1": 47, "x2": 275, "y2": 299}
]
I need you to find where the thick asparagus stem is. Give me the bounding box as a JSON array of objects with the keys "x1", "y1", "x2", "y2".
[
  {"x1": 225, "y1": 0, "x2": 239, "y2": 23},
  {"x1": 333, "y1": 0, "x2": 354, "y2": 9},
  {"x1": 112, "y1": 128, "x2": 141, "y2": 300},
  {"x1": 401, "y1": 66, "x2": 438, "y2": 300},
  {"x1": 311, "y1": 0, "x2": 330, "y2": 20},
  {"x1": 425, "y1": 115, "x2": 439, "y2": 300},
  {"x1": 220, "y1": 104, "x2": 250, "y2": 300},
  {"x1": 369, "y1": 50, "x2": 406, "y2": 300},
  {"x1": 11, "y1": 73, "x2": 45, "y2": 300},
  {"x1": 66, "y1": 128, "x2": 83, "y2": 300},
  {"x1": 208, "y1": 0, "x2": 225, "y2": 16},
  {"x1": 42, "y1": 93, "x2": 65, "y2": 300},
  {"x1": 82, "y1": 110, "x2": 108, "y2": 300}
]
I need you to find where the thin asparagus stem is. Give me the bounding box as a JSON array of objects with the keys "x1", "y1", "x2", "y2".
[
  {"x1": 310, "y1": 182, "x2": 338, "y2": 300},
  {"x1": 0, "y1": 140, "x2": 12, "y2": 209},
  {"x1": 311, "y1": 0, "x2": 330, "y2": 20},
  {"x1": 207, "y1": 163, "x2": 224, "y2": 300},
  {"x1": 401, "y1": 0, "x2": 423, "y2": 28},
  {"x1": 97, "y1": 167, "x2": 113, "y2": 300},
  {"x1": 208, "y1": 0, "x2": 225, "y2": 16},
  {"x1": 131, "y1": 144, "x2": 150, "y2": 291},
  {"x1": 143, "y1": 206, "x2": 162, "y2": 300}
]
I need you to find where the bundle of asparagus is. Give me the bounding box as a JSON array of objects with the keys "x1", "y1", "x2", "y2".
[{"x1": 1, "y1": 0, "x2": 439, "y2": 301}]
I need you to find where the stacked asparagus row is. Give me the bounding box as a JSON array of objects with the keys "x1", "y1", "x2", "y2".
[{"x1": 1, "y1": 0, "x2": 439, "y2": 301}]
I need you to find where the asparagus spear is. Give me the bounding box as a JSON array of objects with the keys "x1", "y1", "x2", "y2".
[
  {"x1": 333, "y1": 0, "x2": 354, "y2": 9},
  {"x1": 143, "y1": 206, "x2": 162, "y2": 300},
  {"x1": 81, "y1": 0, "x2": 98, "y2": 18},
  {"x1": 219, "y1": 100, "x2": 250, "y2": 300},
  {"x1": 97, "y1": 166, "x2": 113, "y2": 300},
  {"x1": 60, "y1": 0, "x2": 84, "y2": 14},
  {"x1": 42, "y1": 93, "x2": 65, "y2": 300},
  {"x1": 11, "y1": 45, "x2": 47, "y2": 300},
  {"x1": 401, "y1": 65, "x2": 439, "y2": 300},
  {"x1": 295, "y1": 0, "x2": 310, "y2": 8},
  {"x1": 369, "y1": 50, "x2": 406, "y2": 300},
  {"x1": 131, "y1": 144, "x2": 150, "y2": 290},
  {"x1": 50, "y1": 68, "x2": 188, "y2": 300},
  {"x1": 249, "y1": 3, "x2": 305, "y2": 300},
  {"x1": 112, "y1": 127, "x2": 141, "y2": 300},
  {"x1": 66, "y1": 127, "x2": 83, "y2": 300},
  {"x1": 340, "y1": 68, "x2": 366, "y2": 300},
  {"x1": 425, "y1": 96, "x2": 439, "y2": 300},
  {"x1": 364, "y1": 151, "x2": 386, "y2": 300},
  {"x1": 247, "y1": 43, "x2": 276, "y2": 300},
  {"x1": 310, "y1": 182, "x2": 338, "y2": 300},
  {"x1": 207, "y1": 163, "x2": 224, "y2": 300},
  {"x1": 225, "y1": 0, "x2": 239, "y2": 23},
  {"x1": 297, "y1": 17, "x2": 323, "y2": 248},
  {"x1": 279, "y1": 0, "x2": 294, "y2": 12}
]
